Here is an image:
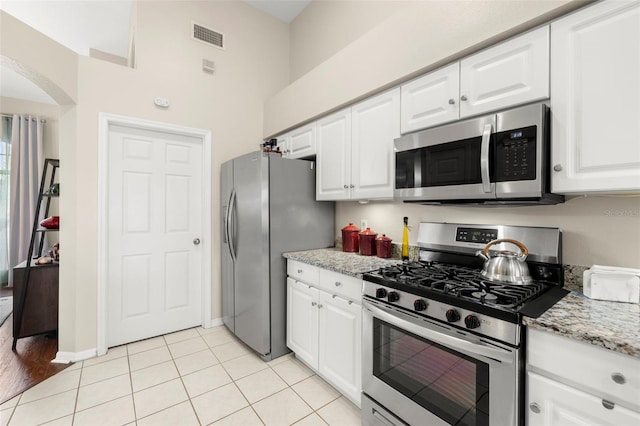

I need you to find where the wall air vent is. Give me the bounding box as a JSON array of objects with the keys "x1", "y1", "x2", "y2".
[{"x1": 192, "y1": 22, "x2": 225, "y2": 50}]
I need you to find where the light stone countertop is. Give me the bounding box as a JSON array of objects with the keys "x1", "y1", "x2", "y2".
[
  {"x1": 283, "y1": 247, "x2": 402, "y2": 278},
  {"x1": 524, "y1": 291, "x2": 640, "y2": 359},
  {"x1": 285, "y1": 248, "x2": 640, "y2": 360}
]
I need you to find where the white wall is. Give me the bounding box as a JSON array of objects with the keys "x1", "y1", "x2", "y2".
[
  {"x1": 3, "y1": 1, "x2": 290, "y2": 354},
  {"x1": 265, "y1": 0, "x2": 585, "y2": 136},
  {"x1": 289, "y1": 0, "x2": 407, "y2": 81},
  {"x1": 336, "y1": 196, "x2": 640, "y2": 268}
]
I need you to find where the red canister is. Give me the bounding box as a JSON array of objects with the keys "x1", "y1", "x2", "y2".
[
  {"x1": 341, "y1": 223, "x2": 360, "y2": 252},
  {"x1": 375, "y1": 234, "x2": 392, "y2": 259},
  {"x1": 359, "y1": 228, "x2": 377, "y2": 256}
]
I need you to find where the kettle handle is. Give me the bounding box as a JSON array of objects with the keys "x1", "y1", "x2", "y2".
[{"x1": 482, "y1": 238, "x2": 529, "y2": 258}]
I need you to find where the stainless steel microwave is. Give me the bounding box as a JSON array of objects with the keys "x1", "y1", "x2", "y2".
[{"x1": 394, "y1": 102, "x2": 563, "y2": 205}]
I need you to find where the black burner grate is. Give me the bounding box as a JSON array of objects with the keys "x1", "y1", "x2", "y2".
[{"x1": 368, "y1": 261, "x2": 548, "y2": 310}]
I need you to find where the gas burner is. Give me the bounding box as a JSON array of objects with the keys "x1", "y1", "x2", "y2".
[{"x1": 472, "y1": 291, "x2": 498, "y2": 302}]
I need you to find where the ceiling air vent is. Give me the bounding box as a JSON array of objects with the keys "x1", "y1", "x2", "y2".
[{"x1": 192, "y1": 22, "x2": 225, "y2": 50}]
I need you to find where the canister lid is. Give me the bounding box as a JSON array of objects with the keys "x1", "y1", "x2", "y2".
[
  {"x1": 359, "y1": 227, "x2": 377, "y2": 236},
  {"x1": 342, "y1": 223, "x2": 360, "y2": 232},
  {"x1": 376, "y1": 234, "x2": 391, "y2": 242}
]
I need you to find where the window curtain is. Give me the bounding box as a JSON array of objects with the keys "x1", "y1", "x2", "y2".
[
  {"x1": 8, "y1": 115, "x2": 44, "y2": 286},
  {"x1": 0, "y1": 116, "x2": 11, "y2": 285}
]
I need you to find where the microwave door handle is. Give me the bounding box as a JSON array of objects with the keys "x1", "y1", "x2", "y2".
[
  {"x1": 363, "y1": 300, "x2": 513, "y2": 364},
  {"x1": 480, "y1": 123, "x2": 492, "y2": 193}
]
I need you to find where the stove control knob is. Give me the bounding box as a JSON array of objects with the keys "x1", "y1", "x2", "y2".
[
  {"x1": 375, "y1": 288, "x2": 387, "y2": 299},
  {"x1": 414, "y1": 299, "x2": 428, "y2": 311},
  {"x1": 464, "y1": 315, "x2": 481, "y2": 329},
  {"x1": 445, "y1": 309, "x2": 460, "y2": 322},
  {"x1": 388, "y1": 291, "x2": 400, "y2": 302}
]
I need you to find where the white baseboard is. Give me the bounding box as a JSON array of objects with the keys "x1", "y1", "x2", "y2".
[
  {"x1": 53, "y1": 348, "x2": 97, "y2": 364},
  {"x1": 204, "y1": 317, "x2": 223, "y2": 328}
]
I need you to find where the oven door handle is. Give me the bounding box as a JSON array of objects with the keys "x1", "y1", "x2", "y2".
[{"x1": 363, "y1": 300, "x2": 514, "y2": 364}]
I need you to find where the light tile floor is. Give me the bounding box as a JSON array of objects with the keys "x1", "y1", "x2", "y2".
[{"x1": 0, "y1": 326, "x2": 361, "y2": 426}]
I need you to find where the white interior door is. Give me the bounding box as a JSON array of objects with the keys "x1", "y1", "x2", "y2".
[{"x1": 107, "y1": 124, "x2": 203, "y2": 347}]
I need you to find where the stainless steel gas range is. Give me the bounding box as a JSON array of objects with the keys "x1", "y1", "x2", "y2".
[{"x1": 361, "y1": 222, "x2": 568, "y2": 426}]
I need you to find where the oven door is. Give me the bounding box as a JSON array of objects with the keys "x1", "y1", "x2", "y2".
[
  {"x1": 362, "y1": 299, "x2": 520, "y2": 426},
  {"x1": 394, "y1": 114, "x2": 496, "y2": 201}
]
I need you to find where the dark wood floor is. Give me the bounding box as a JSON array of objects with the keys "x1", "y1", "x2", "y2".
[{"x1": 0, "y1": 287, "x2": 68, "y2": 404}]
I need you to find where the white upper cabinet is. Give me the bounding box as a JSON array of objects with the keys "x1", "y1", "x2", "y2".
[
  {"x1": 400, "y1": 26, "x2": 550, "y2": 133},
  {"x1": 274, "y1": 122, "x2": 317, "y2": 159},
  {"x1": 316, "y1": 108, "x2": 352, "y2": 201},
  {"x1": 401, "y1": 63, "x2": 460, "y2": 133},
  {"x1": 550, "y1": 0, "x2": 640, "y2": 194},
  {"x1": 351, "y1": 88, "x2": 400, "y2": 200},
  {"x1": 288, "y1": 122, "x2": 317, "y2": 159},
  {"x1": 317, "y1": 89, "x2": 399, "y2": 201},
  {"x1": 460, "y1": 26, "x2": 550, "y2": 118}
]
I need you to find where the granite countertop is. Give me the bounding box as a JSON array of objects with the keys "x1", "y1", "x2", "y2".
[
  {"x1": 524, "y1": 291, "x2": 640, "y2": 359},
  {"x1": 283, "y1": 247, "x2": 402, "y2": 278},
  {"x1": 286, "y1": 248, "x2": 640, "y2": 360}
]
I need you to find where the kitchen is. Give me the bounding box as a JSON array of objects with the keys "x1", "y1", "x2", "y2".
[{"x1": 1, "y1": 0, "x2": 639, "y2": 425}]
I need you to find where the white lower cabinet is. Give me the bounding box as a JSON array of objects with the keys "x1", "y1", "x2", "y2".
[
  {"x1": 286, "y1": 262, "x2": 362, "y2": 407},
  {"x1": 318, "y1": 291, "x2": 361, "y2": 404},
  {"x1": 527, "y1": 328, "x2": 640, "y2": 425},
  {"x1": 528, "y1": 372, "x2": 640, "y2": 426},
  {"x1": 286, "y1": 278, "x2": 319, "y2": 369}
]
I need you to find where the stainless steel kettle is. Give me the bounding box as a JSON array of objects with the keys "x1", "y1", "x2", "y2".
[{"x1": 476, "y1": 239, "x2": 532, "y2": 284}]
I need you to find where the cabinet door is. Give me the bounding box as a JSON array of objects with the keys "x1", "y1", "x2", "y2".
[
  {"x1": 401, "y1": 63, "x2": 460, "y2": 133},
  {"x1": 316, "y1": 108, "x2": 352, "y2": 200},
  {"x1": 286, "y1": 278, "x2": 319, "y2": 370},
  {"x1": 275, "y1": 133, "x2": 289, "y2": 158},
  {"x1": 289, "y1": 122, "x2": 316, "y2": 159},
  {"x1": 550, "y1": 0, "x2": 640, "y2": 193},
  {"x1": 318, "y1": 292, "x2": 361, "y2": 406},
  {"x1": 528, "y1": 372, "x2": 640, "y2": 426},
  {"x1": 351, "y1": 88, "x2": 400, "y2": 200},
  {"x1": 460, "y1": 26, "x2": 549, "y2": 118}
]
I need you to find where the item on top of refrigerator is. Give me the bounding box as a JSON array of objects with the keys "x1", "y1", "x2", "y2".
[
  {"x1": 583, "y1": 265, "x2": 640, "y2": 303},
  {"x1": 402, "y1": 217, "x2": 409, "y2": 260},
  {"x1": 261, "y1": 138, "x2": 281, "y2": 155},
  {"x1": 375, "y1": 234, "x2": 392, "y2": 259},
  {"x1": 359, "y1": 227, "x2": 377, "y2": 256},
  {"x1": 341, "y1": 223, "x2": 360, "y2": 252}
]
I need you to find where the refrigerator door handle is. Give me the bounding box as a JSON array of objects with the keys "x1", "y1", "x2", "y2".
[{"x1": 227, "y1": 189, "x2": 237, "y2": 262}]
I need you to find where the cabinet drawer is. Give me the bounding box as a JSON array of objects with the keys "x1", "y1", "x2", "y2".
[
  {"x1": 287, "y1": 260, "x2": 319, "y2": 285},
  {"x1": 528, "y1": 328, "x2": 640, "y2": 410},
  {"x1": 319, "y1": 269, "x2": 362, "y2": 302}
]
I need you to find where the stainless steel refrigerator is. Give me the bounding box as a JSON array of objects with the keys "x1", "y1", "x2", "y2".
[{"x1": 221, "y1": 151, "x2": 334, "y2": 361}]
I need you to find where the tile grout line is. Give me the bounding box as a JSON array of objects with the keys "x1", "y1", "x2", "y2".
[
  {"x1": 69, "y1": 360, "x2": 84, "y2": 425},
  {"x1": 126, "y1": 342, "x2": 139, "y2": 424},
  {"x1": 167, "y1": 334, "x2": 204, "y2": 426}
]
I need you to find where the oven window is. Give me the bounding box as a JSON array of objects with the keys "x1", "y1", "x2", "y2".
[{"x1": 373, "y1": 318, "x2": 489, "y2": 426}]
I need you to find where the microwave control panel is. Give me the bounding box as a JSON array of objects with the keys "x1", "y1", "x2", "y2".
[{"x1": 494, "y1": 125, "x2": 537, "y2": 182}]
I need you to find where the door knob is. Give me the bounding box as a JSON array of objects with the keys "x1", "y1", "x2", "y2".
[{"x1": 193, "y1": 238, "x2": 201, "y2": 245}]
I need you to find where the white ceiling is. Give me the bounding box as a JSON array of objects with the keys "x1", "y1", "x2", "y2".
[{"x1": 0, "y1": 0, "x2": 310, "y2": 106}]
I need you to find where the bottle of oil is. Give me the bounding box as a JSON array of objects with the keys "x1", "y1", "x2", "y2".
[{"x1": 402, "y1": 217, "x2": 409, "y2": 261}]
